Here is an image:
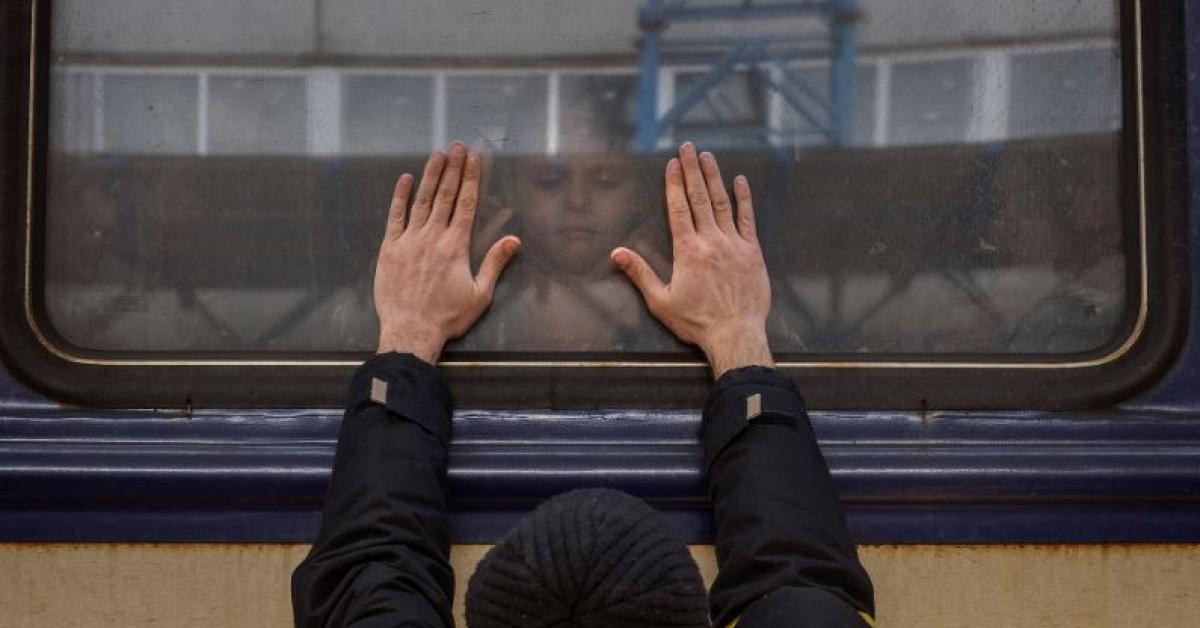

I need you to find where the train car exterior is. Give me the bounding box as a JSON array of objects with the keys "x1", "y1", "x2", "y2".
[{"x1": 1, "y1": 0, "x2": 1199, "y2": 625}]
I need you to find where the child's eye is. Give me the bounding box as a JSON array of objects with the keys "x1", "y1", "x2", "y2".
[
  {"x1": 529, "y1": 167, "x2": 567, "y2": 190},
  {"x1": 591, "y1": 168, "x2": 627, "y2": 189}
]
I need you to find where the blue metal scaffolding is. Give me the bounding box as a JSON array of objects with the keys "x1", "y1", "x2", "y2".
[{"x1": 633, "y1": 0, "x2": 859, "y2": 152}]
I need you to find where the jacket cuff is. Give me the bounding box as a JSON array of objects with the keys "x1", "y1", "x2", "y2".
[
  {"x1": 348, "y1": 352, "x2": 453, "y2": 445},
  {"x1": 701, "y1": 366, "x2": 806, "y2": 468}
]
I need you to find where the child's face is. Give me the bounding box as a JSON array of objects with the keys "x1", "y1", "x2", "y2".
[{"x1": 516, "y1": 153, "x2": 637, "y2": 276}]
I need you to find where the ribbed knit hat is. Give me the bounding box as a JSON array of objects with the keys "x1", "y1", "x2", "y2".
[{"x1": 465, "y1": 488, "x2": 709, "y2": 628}]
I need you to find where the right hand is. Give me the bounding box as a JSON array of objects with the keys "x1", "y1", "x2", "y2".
[{"x1": 611, "y1": 142, "x2": 774, "y2": 379}]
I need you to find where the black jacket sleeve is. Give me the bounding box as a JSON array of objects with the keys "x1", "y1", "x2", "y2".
[
  {"x1": 292, "y1": 353, "x2": 455, "y2": 628},
  {"x1": 702, "y1": 366, "x2": 875, "y2": 627}
]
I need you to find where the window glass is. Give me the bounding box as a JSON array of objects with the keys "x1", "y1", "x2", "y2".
[
  {"x1": 42, "y1": 0, "x2": 1127, "y2": 358},
  {"x1": 49, "y1": 71, "x2": 96, "y2": 153},
  {"x1": 445, "y1": 75, "x2": 548, "y2": 154},
  {"x1": 207, "y1": 76, "x2": 307, "y2": 154},
  {"x1": 101, "y1": 74, "x2": 198, "y2": 154},
  {"x1": 558, "y1": 73, "x2": 639, "y2": 150},
  {"x1": 1009, "y1": 49, "x2": 1122, "y2": 138},
  {"x1": 783, "y1": 64, "x2": 877, "y2": 147},
  {"x1": 888, "y1": 59, "x2": 973, "y2": 145},
  {"x1": 674, "y1": 70, "x2": 770, "y2": 148},
  {"x1": 342, "y1": 75, "x2": 434, "y2": 155}
]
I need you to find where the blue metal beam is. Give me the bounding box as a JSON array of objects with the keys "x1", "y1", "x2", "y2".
[
  {"x1": 633, "y1": 0, "x2": 858, "y2": 152},
  {"x1": 654, "y1": 44, "x2": 752, "y2": 134},
  {"x1": 634, "y1": 0, "x2": 666, "y2": 151},
  {"x1": 828, "y1": 0, "x2": 858, "y2": 145}
]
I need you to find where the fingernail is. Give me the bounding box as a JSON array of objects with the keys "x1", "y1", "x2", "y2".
[
  {"x1": 680, "y1": 141, "x2": 693, "y2": 151},
  {"x1": 700, "y1": 151, "x2": 713, "y2": 161}
]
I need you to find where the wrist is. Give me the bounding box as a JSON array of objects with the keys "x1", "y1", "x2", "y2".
[
  {"x1": 377, "y1": 324, "x2": 445, "y2": 365},
  {"x1": 701, "y1": 325, "x2": 774, "y2": 380}
]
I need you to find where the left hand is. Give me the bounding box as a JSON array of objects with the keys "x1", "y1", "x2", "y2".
[{"x1": 374, "y1": 141, "x2": 522, "y2": 364}]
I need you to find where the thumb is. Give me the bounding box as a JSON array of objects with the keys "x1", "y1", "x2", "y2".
[
  {"x1": 611, "y1": 247, "x2": 666, "y2": 308},
  {"x1": 476, "y1": 236, "x2": 521, "y2": 297}
]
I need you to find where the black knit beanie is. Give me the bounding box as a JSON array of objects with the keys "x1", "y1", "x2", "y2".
[{"x1": 465, "y1": 488, "x2": 709, "y2": 628}]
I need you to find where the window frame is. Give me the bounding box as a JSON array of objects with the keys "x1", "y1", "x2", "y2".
[{"x1": 0, "y1": 0, "x2": 1188, "y2": 410}]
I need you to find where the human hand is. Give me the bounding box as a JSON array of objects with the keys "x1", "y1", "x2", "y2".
[
  {"x1": 374, "y1": 141, "x2": 522, "y2": 364},
  {"x1": 611, "y1": 142, "x2": 773, "y2": 379}
]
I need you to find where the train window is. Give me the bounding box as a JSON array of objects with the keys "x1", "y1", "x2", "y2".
[
  {"x1": 1009, "y1": 48, "x2": 1123, "y2": 138},
  {"x1": 887, "y1": 59, "x2": 973, "y2": 145},
  {"x1": 3, "y1": 0, "x2": 1186, "y2": 408},
  {"x1": 784, "y1": 64, "x2": 877, "y2": 147},
  {"x1": 100, "y1": 74, "x2": 198, "y2": 154},
  {"x1": 342, "y1": 75, "x2": 435, "y2": 155},
  {"x1": 206, "y1": 76, "x2": 308, "y2": 155},
  {"x1": 48, "y1": 70, "x2": 95, "y2": 152},
  {"x1": 445, "y1": 75, "x2": 549, "y2": 153}
]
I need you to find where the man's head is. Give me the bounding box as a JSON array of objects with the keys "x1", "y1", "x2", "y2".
[{"x1": 466, "y1": 488, "x2": 709, "y2": 628}]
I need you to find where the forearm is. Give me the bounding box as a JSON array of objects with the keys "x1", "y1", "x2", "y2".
[
  {"x1": 702, "y1": 367, "x2": 874, "y2": 626},
  {"x1": 292, "y1": 353, "x2": 454, "y2": 628}
]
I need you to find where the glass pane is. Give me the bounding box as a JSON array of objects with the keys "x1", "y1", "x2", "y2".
[
  {"x1": 207, "y1": 76, "x2": 307, "y2": 154},
  {"x1": 445, "y1": 75, "x2": 548, "y2": 154},
  {"x1": 783, "y1": 64, "x2": 877, "y2": 147},
  {"x1": 43, "y1": 0, "x2": 1127, "y2": 358},
  {"x1": 1009, "y1": 49, "x2": 1122, "y2": 138},
  {"x1": 49, "y1": 71, "x2": 96, "y2": 153},
  {"x1": 342, "y1": 75, "x2": 434, "y2": 155},
  {"x1": 102, "y1": 74, "x2": 198, "y2": 154},
  {"x1": 888, "y1": 60, "x2": 972, "y2": 145},
  {"x1": 674, "y1": 70, "x2": 771, "y2": 149}
]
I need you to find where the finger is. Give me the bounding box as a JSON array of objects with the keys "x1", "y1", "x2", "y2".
[
  {"x1": 472, "y1": 205, "x2": 514, "y2": 266},
  {"x1": 384, "y1": 173, "x2": 414, "y2": 240},
  {"x1": 475, "y1": 236, "x2": 522, "y2": 298},
  {"x1": 664, "y1": 158, "x2": 695, "y2": 240},
  {"x1": 450, "y1": 151, "x2": 481, "y2": 236},
  {"x1": 679, "y1": 142, "x2": 716, "y2": 232},
  {"x1": 610, "y1": 247, "x2": 667, "y2": 311},
  {"x1": 429, "y1": 141, "x2": 467, "y2": 228},
  {"x1": 700, "y1": 152, "x2": 735, "y2": 235},
  {"x1": 733, "y1": 175, "x2": 757, "y2": 242},
  {"x1": 470, "y1": 137, "x2": 494, "y2": 201},
  {"x1": 409, "y1": 151, "x2": 447, "y2": 228}
]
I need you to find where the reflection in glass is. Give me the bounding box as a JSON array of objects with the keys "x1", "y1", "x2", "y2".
[
  {"x1": 888, "y1": 60, "x2": 972, "y2": 145},
  {"x1": 207, "y1": 76, "x2": 307, "y2": 154},
  {"x1": 1009, "y1": 49, "x2": 1122, "y2": 138},
  {"x1": 342, "y1": 75, "x2": 434, "y2": 155},
  {"x1": 101, "y1": 74, "x2": 198, "y2": 154},
  {"x1": 50, "y1": 72, "x2": 96, "y2": 153},
  {"x1": 784, "y1": 64, "x2": 877, "y2": 147},
  {"x1": 446, "y1": 75, "x2": 548, "y2": 153},
  {"x1": 674, "y1": 70, "x2": 771, "y2": 148},
  {"x1": 43, "y1": 0, "x2": 1128, "y2": 357}
]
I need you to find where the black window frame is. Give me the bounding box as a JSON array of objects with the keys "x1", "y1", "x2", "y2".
[{"x1": 0, "y1": 0, "x2": 1188, "y2": 410}]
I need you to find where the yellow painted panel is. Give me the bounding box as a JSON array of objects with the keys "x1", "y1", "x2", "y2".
[{"x1": 1, "y1": 544, "x2": 1197, "y2": 627}]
